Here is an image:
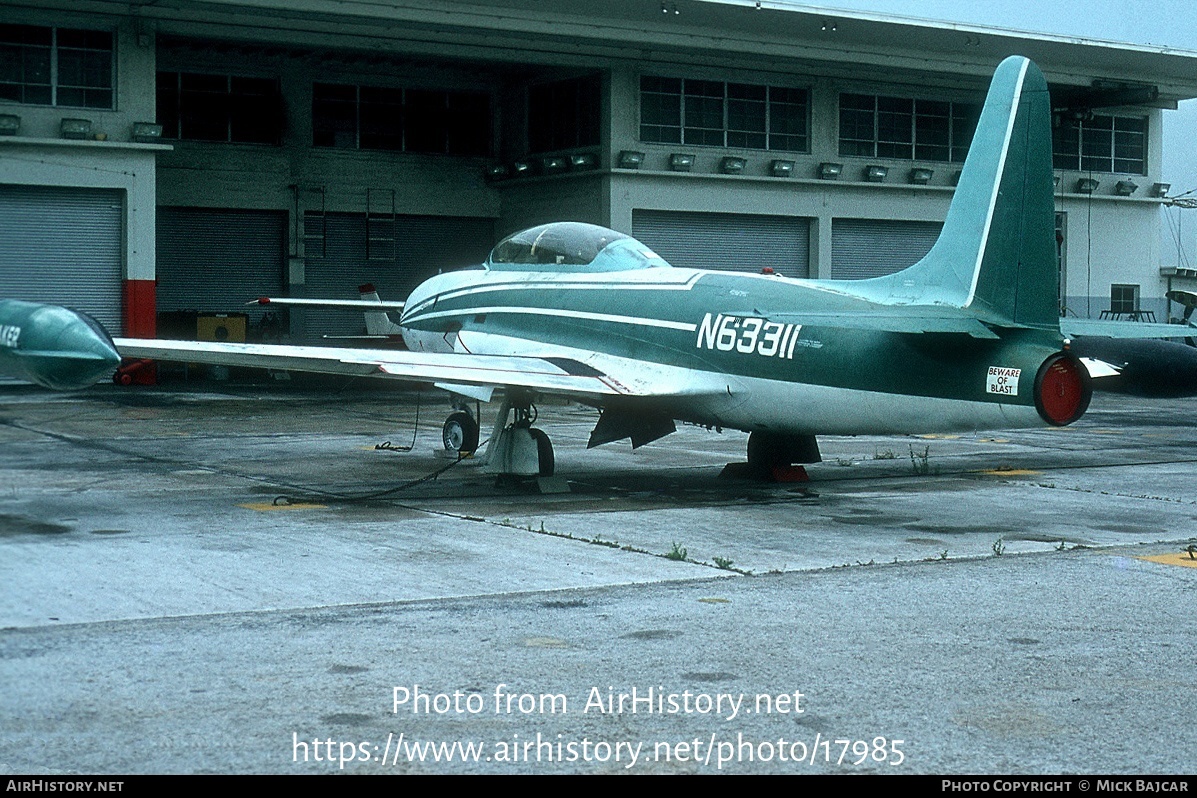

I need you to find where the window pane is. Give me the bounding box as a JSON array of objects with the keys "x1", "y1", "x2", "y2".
[
  {"x1": 914, "y1": 99, "x2": 949, "y2": 161},
  {"x1": 876, "y1": 96, "x2": 912, "y2": 159},
  {"x1": 313, "y1": 83, "x2": 357, "y2": 147},
  {"x1": 684, "y1": 79, "x2": 724, "y2": 146},
  {"x1": 156, "y1": 72, "x2": 179, "y2": 138},
  {"x1": 640, "y1": 75, "x2": 682, "y2": 143},
  {"x1": 404, "y1": 88, "x2": 445, "y2": 153},
  {"x1": 727, "y1": 82, "x2": 765, "y2": 150},
  {"x1": 839, "y1": 93, "x2": 875, "y2": 157},
  {"x1": 446, "y1": 90, "x2": 489, "y2": 156},
  {"x1": 361, "y1": 85, "x2": 405, "y2": 151},
  {"x1": 768, "y1": 86, "x2": 807, "y2": 152}
]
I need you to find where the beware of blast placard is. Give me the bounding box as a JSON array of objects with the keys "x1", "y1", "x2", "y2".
[{"x1": 986, "y1": 366, "x2": 1021, "y2": 395}]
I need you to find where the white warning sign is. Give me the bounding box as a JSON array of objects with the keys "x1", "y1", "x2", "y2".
[{"x1": 986, "y1": 366, "x2": 1021, "y2": 396}]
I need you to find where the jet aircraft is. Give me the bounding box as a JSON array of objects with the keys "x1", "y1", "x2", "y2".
[
  {"x1": 115, "y1": 56, "x2": 1111, "y2": 479},
  {"x1": 0, "y1": 299, "x2": 122, "y2": 391}
]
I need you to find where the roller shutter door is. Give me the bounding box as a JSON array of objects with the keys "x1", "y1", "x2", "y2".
[
  {"x1": 157, "y1": 208, "x2": 286, "y2": 320},
  {"x1": 0, "y1": 184, "x2": 123, "y2": 333},
  {"x1": 631, "y1": 210, "x2": 810, "y2": 278},
  {"x1": 831, "y1": 219, "x2": 943, "y2": 279},
  {"x1": 303, "y1": 213, "x2": 493, "y2": 338}
]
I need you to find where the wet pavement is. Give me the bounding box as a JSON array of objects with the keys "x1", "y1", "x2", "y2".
[{"x1": 1, "y1": 379, "x2": 1194, "y2": 773}]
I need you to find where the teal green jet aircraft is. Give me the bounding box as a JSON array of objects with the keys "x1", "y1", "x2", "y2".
[
  {"x1": 0, "y1": 299, "x2": 122, "y2": 391},
  {"x1": 116, "y1": 56, "x2": 1099, "y2": 479}
]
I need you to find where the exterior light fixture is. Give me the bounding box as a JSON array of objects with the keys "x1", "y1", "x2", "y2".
[
  {"x1": 568, "y1": 153, "x2": 597, "y2": 170},
  {"x1": 618, "y1": 150, "x2": 645, "y2": 169},
  {"x1": 865, "y1": 165, "x2": 888, "y2": 182},
  {"x1": 770, "y1": 159, "x2": 795, "y2": 177},
  {"x1": 818, "y1": 162, "x2": 842, "y2": 180},
  {"x1": 131, "y1": 122, "x2": 163, "y2": 143},
  {"x1": 509, "y1": 160, "x2": 532, "y2": 177},
  {"x1": 1053, "y1": 174, "x2": 1061, "y2": 189},
  {"x1": 909, "y1": 167, "x2": 934, "y2": 185},
  {"x1": 60, "y1": 118, "x2": 92, "y2": 140},
  {"x1": 1076, "y1": 177, "x2": 1099, "y2": 193},
  {"x1": 669, "y1": 153, "x2": 695, "y2": 172},
  {"x1": 540, "y1": 156, "x2": 568, "y2": 173},
  {"x1": 720, "y1": 156, "x2": 746, "y2": 174},
  {"x1": 0, "y1": 114, "x2": 20, "y2": 136},
  {"x1": 484, "y1": 163, "x2": 509, "y2": 181},
  {"x1": 1151, "y1": 182, "x2": 1171, "y2": 198},
  {"x1": 1114, "y1": 180, "x2": 1138, "y2": 196}
]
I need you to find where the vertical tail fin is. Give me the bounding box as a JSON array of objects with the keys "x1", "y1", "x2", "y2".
[{"x1": 869, "y1": 56, "x2": 1059, "y2": 329}]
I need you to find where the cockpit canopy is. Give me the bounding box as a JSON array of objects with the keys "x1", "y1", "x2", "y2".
[{"x1": 487, "y1": 222, "x2": 669, "y2": 272}]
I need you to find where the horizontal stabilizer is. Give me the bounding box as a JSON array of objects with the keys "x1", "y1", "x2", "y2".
[{"x1": 1063, "y1": 319, "x2": 1197, "y2": 339}]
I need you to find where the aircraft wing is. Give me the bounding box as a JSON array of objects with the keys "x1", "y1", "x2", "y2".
[
  {"x1": 1062, "y1": 319, "x2": 1196, "y2": 339},
  {"x1": 113, "y1": 338, "x2": 725, "y2": 400}
]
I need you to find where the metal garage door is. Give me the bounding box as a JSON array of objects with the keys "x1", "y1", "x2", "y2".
[
  {"x1": 302, "y1": 213, "x2": 494, "y2": 338},
  {"x1": 0, "y1": 184, "x2": 123, "y2": 333},
  {"x1": 157, "y1": 207, "x2": 286, "y2": 320},
  {"x1": 830, "y1": 218, "x2": 943, "y2": 279},
  {"x1": 631, "y1": 210, "x2": 810, "y2": 277}
]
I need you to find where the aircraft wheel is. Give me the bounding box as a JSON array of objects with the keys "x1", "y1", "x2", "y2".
[
  {"x1": 529, "y1": 428, "x2": 555, "y2": 477},
  {"x1": 443, "y1": 411, "x2": 479, "y2": 455}
]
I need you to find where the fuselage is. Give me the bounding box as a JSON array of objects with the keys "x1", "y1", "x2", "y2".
[{"x1": 398, "y1": 250, "x2": 1072, "y2": 437}]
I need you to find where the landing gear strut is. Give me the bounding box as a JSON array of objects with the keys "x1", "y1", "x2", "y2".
[{"x1": 483, "y1": 396, "x2": 555, "y2": 478}]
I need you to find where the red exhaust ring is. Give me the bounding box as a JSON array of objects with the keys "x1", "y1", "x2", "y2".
[{"x1": 1034, "y1": 353, "x2": 1091, "y2": 426}]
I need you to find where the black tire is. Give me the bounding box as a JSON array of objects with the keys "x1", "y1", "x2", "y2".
[
  {"x1": 529, "y1": 428, "x2": 555, "y2": 477},
  {"x1": 746, "y1": 431, "x2": 786, "y2": 478},
  {"x1": 443, "y1": 411, "x2": 479, "y2": 455}
]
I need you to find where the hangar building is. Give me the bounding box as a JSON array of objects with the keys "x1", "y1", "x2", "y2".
[{"x1": 2, "y1": 0, "x2": 1196, "y2": 341}]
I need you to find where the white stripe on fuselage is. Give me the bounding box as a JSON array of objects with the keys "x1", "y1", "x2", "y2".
[
  {"x1": 410, "y1": 305, "x2": 699, "y2": 332},
  {"x1": 403, "y1": 268, "x2": 703, "y2": 317},
  {"x1": 966, "y1": 57, "x2": 1029, "y2": 308}
]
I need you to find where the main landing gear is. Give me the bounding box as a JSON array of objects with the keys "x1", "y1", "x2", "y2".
[
  {"x1": 738, "y1": 431, "x2": 821, "y2": 482},
  {"x1": 440, "y1": 395, "x2": 556, "y2": 483}
]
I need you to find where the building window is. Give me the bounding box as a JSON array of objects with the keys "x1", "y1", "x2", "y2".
[
  {"x1": 639, "y1": 76, "x2": 809, "y2": 152},
  {"x1": 528, "y1": 75, "x2": 600, "y2": 154},
  {"x1": 1053, "y1": 114, "x2": 1146, "y2": 175},
  {"x1": 1110, "y1": 284, "x2": 1139, "y2": 315},
  {"x1": 156, "y1": 72, "x2": 282, "y2": 144},
  {"x1": 839, "y1": 94, "x2": 978, "y2": 162},
  {"x1": 312, "y1": 83, "x2": 490, "y2": 156},
  {"x1": 0, "y1": 24, "x2": 113, "y2": 108}
]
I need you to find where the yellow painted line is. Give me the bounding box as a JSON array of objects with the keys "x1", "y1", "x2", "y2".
[
  {"x1": 917, "y1": 434, "x2": 959, "y2": 440},
  {"x1": 238, "y1": 502, "x2": 327, "y2": 512},
  {"x1": 698, "y1": 597, "x2": 731, "y2": 604},
  {"x1": 1091, "y1": 430, "x2": 1122, "y2": 435},
  {"x1": 979, "y1": 469, "x2": 1042, "y2": 476},
  {"x1": 978, "y1": 438, "x2": 1010, "y2": 443},
  {"x1": 1136, "y1": 552, "x2": 1197, "y2": 569}
]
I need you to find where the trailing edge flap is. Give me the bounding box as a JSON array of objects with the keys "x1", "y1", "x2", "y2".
[
  {"x1": 771, "y1": 312, "x2": 1000, "y2": 339},
  {"x1": 113, "y1": 338, "x2": 723, "y2": 400},
  {"x1": 1061, "y1": 319, "x2": 1197, "y2": 339},
  {"x1": 433, "y1": 382, "x2": 495, "y2": 403}
]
